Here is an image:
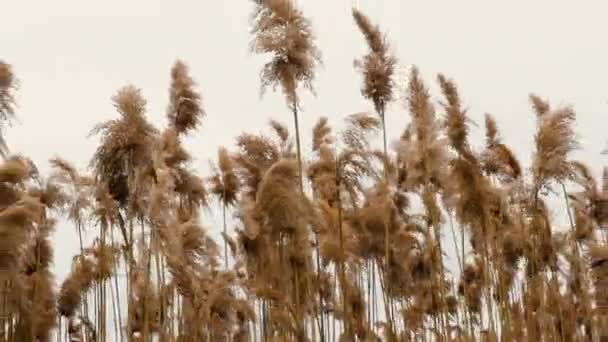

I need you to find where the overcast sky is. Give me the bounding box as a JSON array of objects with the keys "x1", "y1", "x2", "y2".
[{"x1": 3, "y1": 0, "x2": 608, "y2": 282}]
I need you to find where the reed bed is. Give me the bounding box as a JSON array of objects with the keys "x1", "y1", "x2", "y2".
[{"x1": 0, "y1": 1, "x2": 607, "y2": 340}]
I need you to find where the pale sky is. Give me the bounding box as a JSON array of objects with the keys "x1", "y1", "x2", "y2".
[{"x1": 3, "y1": 0, "x2": 608, "y2": 282}]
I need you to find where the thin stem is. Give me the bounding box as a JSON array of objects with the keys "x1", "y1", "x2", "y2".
[
  {"x1": 315, "y1": 235, "x2": 325, "y2": 342},
  {"x1": 335, "y1": 153, "x2": 350, "y2": 339},
  {"x1": 380, "y1": 107, "x2": 388, "y2": 161},
  {"x1": 142, "y1": 217, "x2": 157, "y2": 341},
  {"x1": 448, "y1": 211, "x2": 463, "y2": 274},
  {"x1": 222, "y1": 201, "x2": 228, "y2": 269},
  {"x1": 292, "y1": 102, "x2": 304, "y2": 193},
  {"x1": 379, "y1": 105, "x2": 396, "y2": 340},
  {"x1": 110, "y1": 228, "x2": 124, "y2": 342},
  {"x1": 109, "y1": 274, "x2": 119, "y2": 342},
  {"x1": 291, "y1": 97, "x2": 308, "y2": 339}
]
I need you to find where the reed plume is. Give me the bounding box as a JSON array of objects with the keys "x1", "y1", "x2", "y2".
[
  {"x1": 210, "y1": 147, "x2": 240, "y2": 268},
  {"x1": 250, "y1": 0, "x2": 322, "y2": 193},
  {"x1": 167, "y1": 60, "x2": 204, "y2": 135},
  {"x1": 481, "y1": 114, "x2": 522, "y2": 181},
  {"x1": 353, "y1": 8, "x2": 396, "y2": 121},
  {"x1": 531, "y1": 96, "x2": 579, "y2": 195},
  {"x1": 251, "y1": 0, "x2": 321, "y2": 107},
  {"x1": 0, "y1": 61, "x2": 16, "y2": 127},
  {"x1": 0, "y1": 61, "x2": 17, "y2": 157}
]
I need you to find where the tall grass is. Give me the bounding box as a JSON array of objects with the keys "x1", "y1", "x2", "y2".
[{"x1": 1, "y1": 1, "x2": 607, "y2": 341}]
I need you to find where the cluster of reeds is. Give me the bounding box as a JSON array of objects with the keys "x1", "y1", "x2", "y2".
[{"x1": 1, "y1": 1, "x2": 608, "y2": 341}]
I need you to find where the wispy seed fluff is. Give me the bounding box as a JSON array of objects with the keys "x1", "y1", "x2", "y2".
[
  {"x1": 352, "y1": 8, "x2": 397, "y2": 114},
  {"x1": 167, "y1": 60, "x2": 205, "y2": 135}
]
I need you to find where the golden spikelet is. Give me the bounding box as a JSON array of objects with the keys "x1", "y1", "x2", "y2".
[
  {"x1": 570, "y1": 161, "x2": 597, "y2": 195},
  {"x1": 308, "y1": 145, "x2": 337, "y2": 204},
  {"x1": 531, "y1": 101, "x2": 578, "y2": 192},
  {"x1": 438, "y1": 74, "x2": 469, "y2": 153},
  {"x1": 167, "y1": 60, "x2": 204, "y2": 134},
  {"x1": 482, "y1": 113, "x2": 522, "y2": 180},
  {"x1": 57, "y1": 278, "x2": 82, "y2": 317},
  {"x1": 0, "y1": 60, "x2": 16, "y2": 125},
  {"x1": 529, "y1": 93, "x2": 550, "y2": 117},
  {"x1": 312, "y1": 116, "x2": 333, "y2": 151},
  {"x1": 484, "y1": 113, "x2": 499, "y2": 146},
  {"x1": 399, "y1": 69, "x2": 447, "y2": 193},
  {"x1": 58, "y1": 254, "x2": 96, "y2": 317},
  {"x1": 90, "y1": 85, "x2": 158, "y2": 206},
  {"x1": 88, "y1": 241, "x2": 118, "y2": 280},
  {"x1": 255, "y1": 158, "x2": 312, "y2": 236},
  {"x1": 234, "y1": 132, "x2": 281, "y2": 199},
  {"x1": 483, "y1": 143, "x2": 522, "y2": 180},
  {"x1": 269, "y1": 119, "x2": 290, "y2": 144},
  {"x1": 406, "y1": 67, "x2": 435, "y2": 139},
  {"x1": 251, "y1": 0, "x2": 321, "y2": 106},
  {"x1": 173, "y1": 166, "x2": 208, "y2": 213},
  {"x1": 179, "y1": 219, "x2": 219, "y2": 266},
  {"x1": 341, "y1": 112, "x2": 380, "y2": 153},
  {"x1": 29, "y1": 179, "x2": 68, "y2": 212},
  {"x1": 160, "y1": 128, "x2": 192, "y2": 167},
  {"x1": 50, "y1": 157, "x2": 79, "y2": 183},
  {"x1": 210, "y1": 147, "x2": 240, "y2": 207},
  {"x1": 352, "y1": 8, "x2": 396, "y2": 114},
  {"x1": 236, "y1": 133, "x2": 280, "y2": 171}
]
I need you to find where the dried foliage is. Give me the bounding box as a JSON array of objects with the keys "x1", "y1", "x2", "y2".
[
  {"x1": 209, "y1": 147, "x2": 240, "y2": 208},
  {"x1": 167, "y1": 60, "x2": 204, "y2": 135},
  {"x1": 0, "y1": 10, "x2": 606, "y2": 342},
  {"x1": 0, "y1": 61, "x2": 16, "y2": 126},
  {"x1": 0, "y1": 61, "x2": 16, "y2": 157},
  {"x1": 481, "y1": 113, "x2": 522, "y2": 181},
  {"x1": 250, "y1": 0, "x2": 321, "y2": 107},
  {"x1": 531, "y1": 96, "x2": 579, "y2": 194},
  {"x1": 353, "y1": 9, "x2": 396, "y2": 114},
  {"x1": 90, "y1": 85, "x2": 158, "y2": 207}
]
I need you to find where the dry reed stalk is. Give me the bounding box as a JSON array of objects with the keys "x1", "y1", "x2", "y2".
[{"x1": 250, "y1": 2, "x2": 323, "y2": 334}]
